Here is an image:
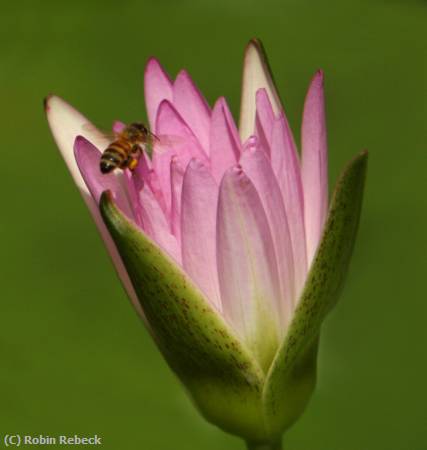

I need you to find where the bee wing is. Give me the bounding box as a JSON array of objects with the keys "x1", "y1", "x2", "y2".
[
  {"x1": 82, "y1": 123, "x2": 117, "y2": 141},
  {"x1": 150, "y1": 134, "x2": 186, "y2": 153}
]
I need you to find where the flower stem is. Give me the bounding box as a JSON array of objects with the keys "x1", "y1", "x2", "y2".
[{"x1": 245, "y1": 439, "x2": 282, "y2": 450}]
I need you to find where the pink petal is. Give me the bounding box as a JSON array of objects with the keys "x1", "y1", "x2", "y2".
[
  {"x1": 271, "y1": 114, "x2": 308, "y2": 297},
  {"x1": 138, "y1": 184, "x2": 181, "y2": 264},
  {"x1": 147, "y1": 170, "x2": 169, "y2": 218},
  {"x1": 74, "y1": 136, "x2": 134, "y2": 221},
  {"x1": 254, "y1": 88, "x2": 275, "y2": 157},
  {"x1": 270, "y1": 109, "x2": 298, "y2": 173},
  {"x1": 124, "y1": 139, "x2": 174, "y2": 226},
  {"x1": 45, "y1": 95, "x2": 144, "y2": 318},
  {"x1": 45, "y1": 95, "x2": 109, "y2": 194},
  {"x1": 131, "y1": 149, "x2": 152, "y2": 191},
  {"x1": 242, "y1": 135, "x2": 258, "y2": 152},
  {"x1": 170, "y1": 156, "x2": 185, "y2": 242},
  {"x1": 129, "y1": 150, "x2": 169, "y2": 219},
  {"x1": 173, "y1": 69, "x2": 211, "y2": 153},
  {"x1": 240, "y1": 147, "x2": 295, "y2": 322},
  {"x1": 155, "y1": 100, "x2": 209, "y2": 160},
  {"x1": 150, "y1": 147, "x2": 175, "y2": 217},
  {"x1": 209, "y1": 97, "x2": 241, "y2": 183},
  {"x1": 154, "y1": 100, "x2": 207, "y2": 212},
  {"x1": 181, "y1": 160, "x2": 221, "y2": 310},
  {"x1": 301, "y1": 71, "x2": 328, "y2": 264},
  {"x1": 122, "y1": 168, "x2": 181, "y2": 264},
  {"x1": 144, "y1": 57, "x2": 173, "y2": 131},
  {"x1": 123, "y1": 170, "x2": 145, "y2": 228},
  {"x1": 239, "y1": 39, "x2": 283, "y2": 141},
  {"x1": 255, "y1": 88, "x2": 275, "y2": 143},
  {"x1": 217, "y1": 166, "x2": 281, "y2": 368}
]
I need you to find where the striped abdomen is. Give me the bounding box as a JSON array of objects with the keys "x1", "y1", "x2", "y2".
[{"x1": 100, "y1": 140, "x2": 132, "y2": 174}]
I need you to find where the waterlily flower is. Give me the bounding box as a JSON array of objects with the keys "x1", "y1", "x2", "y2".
[{"x1": 45, "y1": 39, "x2": 367, "y2": 450}]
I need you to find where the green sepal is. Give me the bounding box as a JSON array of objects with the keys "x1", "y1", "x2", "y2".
[
  {"x1": 99, "y1": 192, "x2": 267, "y2": 441},
  {"x1": 262, "y1": 151, "x2": 368, "y2": 438}
]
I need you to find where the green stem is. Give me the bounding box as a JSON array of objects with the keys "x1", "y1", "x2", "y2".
[{"x1": 245, "y1": 438, "x2": 282, "y2": 450}]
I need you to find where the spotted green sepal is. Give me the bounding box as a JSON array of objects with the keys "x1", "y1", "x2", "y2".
[
  {"x1": 262, "y1": 151, "x2": 368, "y2": 438},
  {"x1": 100, "y1": 191, "x2": 269, "y2": 441}
]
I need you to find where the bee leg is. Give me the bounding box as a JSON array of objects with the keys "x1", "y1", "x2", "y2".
[
  {"x1": 131, "y1": 144, "x2": 142, "y2": 157},
  {"x1": 128, "y1": 158, "x2": 139, "y2": 171},
  {"x1": 126, "y1": 145, "x2": 142, "y2": 171}
]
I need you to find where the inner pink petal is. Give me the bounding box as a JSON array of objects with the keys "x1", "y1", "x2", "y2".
[
  {"x1": 255, "y1": 88, "x2": 275, "y2": 141},
  {"x1": 254, "y1": 88, "x2": 275, "y2": 157},
  {"x1": 240, "y1": 146, "x2": 295, "y2": 324},
  {"x1": 137, "y1": 184, "x2": 181, "y2": 264},
  {"x1": 271, "y1": 115, "x2": 308, "y2": 297},
  {"x1": 170, "y1": 156, "x2": 186, "y2": 243},
  {"x1": 132, "y1": 150, "x2": 152, "y2": 191},
  {"x1": 301, "y1": 70, "x2": 329, "y2": 265},
  {"x1": 209, "y1": 97, "x2": 241, "y2": 183},
  {"x1": 144, "y1": 57, "x2": 173, "y2": 131},
  {"x1": 154, "y1": 100, "x2": 208, "y2": 213},
  {"x1": 181, "y1": 159, "x2": 221, "y2": 311},
  {"x1": 173, "y1": 69, "x2": 211, "y2": 154},
  {"x1": 216, "y1": 166, "x2": 281, "y2": 366}
]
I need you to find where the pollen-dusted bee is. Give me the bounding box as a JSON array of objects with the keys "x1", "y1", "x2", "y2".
[{"x1": 99, "y1": 122, "x2": 158, "y2": 174}]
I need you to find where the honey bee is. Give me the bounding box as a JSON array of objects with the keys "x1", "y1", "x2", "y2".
[{"x1": 99, "y1": 122, "x2": 158, "y2": 174}]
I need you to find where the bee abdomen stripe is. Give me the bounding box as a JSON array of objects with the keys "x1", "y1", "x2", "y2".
[
  {"x1": 107, "y1": 144, "x2": 128, "y2": 157},
  {"x1": 101, "y1": 152, "x2": 122, "y2": 164}
]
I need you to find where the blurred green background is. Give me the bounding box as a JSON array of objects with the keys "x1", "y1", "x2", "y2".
[{"x1": 1, "y1": 0, "x2": 426, "y2": 449}]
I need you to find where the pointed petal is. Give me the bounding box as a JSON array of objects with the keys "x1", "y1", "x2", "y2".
[
  {"x1": 263, "y1": 151, "x2": 368, "y2": 437},
  {"x1": 100, "y1": 192, "x2": 266, "y2": 440},
  {"x1": 45, "y1": 95, "x2": 109, "y2": 195},
  {"x1": 144, "y1": 57, "x2": 173, "y2": 131},
  {"x1": 301, "y1": 71, "x2": 328, "y2": 264},
  {"x1": 153, "y1": 101, "x2": 190, "y2": 212},
  {"x1": 239, "y1": 39, "x2": 283, "y2": 141},
  {"x1": 44, "y1": 95, "x2": 144, "y2": 318},
  {"x1": 239, "y1": 147, "x2": 295, "y2": 324},
  {"x1": 154, "y1": 100, "x2": 208, "y2": 212},
  {"x1": 209, "y1": 97, "x2": 241, "y2": 183},
  {"x1": 181, "y1": 160, "x2": 221, "y2": 311},
  {"x1": 271, "y1": 114, "x2": 308, "y2": 296},
  {"x1": 155, "y1": 98, "x2": 195, "y2": 138},
  {"x1": 155, "y1": 100, "x2": 207, "y2": 162},
  {"x1": 173, "y1": 69, "x2": 211, "y2": 153},
  {"x1": 217, "y1": 167, "x2": 281, "y2": 372}
]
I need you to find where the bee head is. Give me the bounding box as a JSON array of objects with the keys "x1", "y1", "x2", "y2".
[
  {"x1": 131, "y1": 122, "x2": 148, "y2": 132},
  {"x1": 128, "y1": 122, "x2": 148, "y2": 139}
]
